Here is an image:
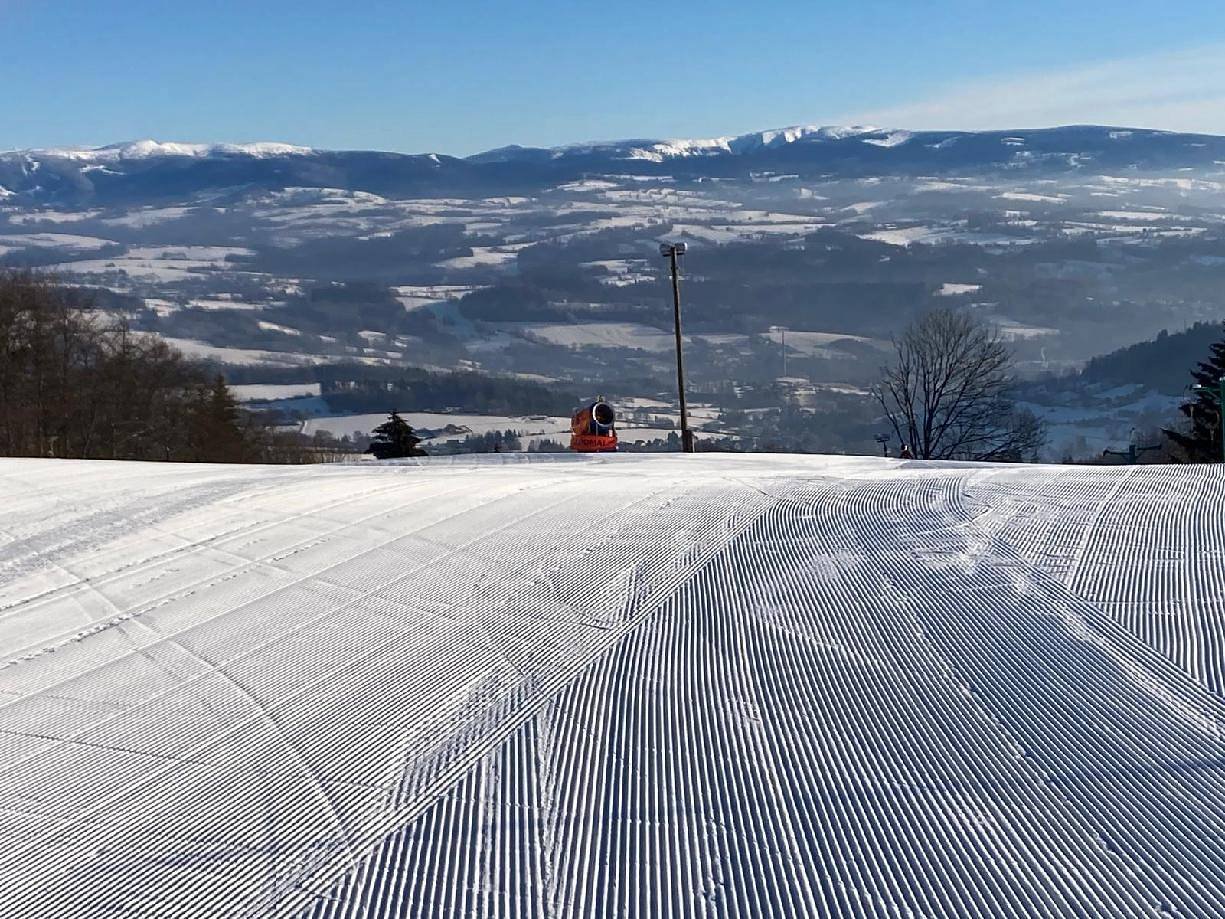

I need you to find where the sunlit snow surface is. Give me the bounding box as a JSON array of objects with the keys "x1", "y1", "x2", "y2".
[{"x1": 2, "y1": 454, "x2": 1225, "y2": 918}]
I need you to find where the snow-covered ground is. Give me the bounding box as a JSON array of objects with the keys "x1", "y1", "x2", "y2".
[
  {"x1": 517, "y1": 321, "x2": 677, "y2": 352},
  {"x1": 762, "y1": 328, "x2": 885, "y2": 355},
  {"x1": 160, "y1": 338, "x2": 332, "y2": 367},
  {"x1": 936, "y1": 281, "x2": 983, "y2": 296},
  {"x1": 230, "y1": 382, "x2": 323, "y2": 402},
  {"x1": 2, "y1": 454, "x2": 1225, "y2": 918},
  {"x1": 302, "y1": 411, "x2": 572, "y2": 443}
]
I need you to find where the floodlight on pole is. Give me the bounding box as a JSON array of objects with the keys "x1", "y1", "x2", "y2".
[{"x1": 660, "y1": 242, "x2": 695, "y2": 453}]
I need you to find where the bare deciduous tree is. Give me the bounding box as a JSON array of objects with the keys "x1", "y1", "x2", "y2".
[
  {"x1": 0, "y1": 271, "x2": 312, "y2": 463},
  {"x1": 874, "y1": 309, "x2": 1044, "y2": 461}
]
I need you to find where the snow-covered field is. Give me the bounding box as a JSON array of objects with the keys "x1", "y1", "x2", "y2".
[
  {"x1": 230, "y1": 382, "x2": 323, "y2": 402},
  {"x1": 518, "y1": 321, "x2": 677, "y2": 352},
  {"x1": 2, "y1": 454, "x2": 1225, "y2": 918},
  {"x1": 762, "y1": 328, "x2": 885, "y2": 355},
  {"x1": 159, "y1": 338, "x2": 331, "y2": 367},
  {"x1": 301, "y1": 411, "x2": 572, "y2": 442}
]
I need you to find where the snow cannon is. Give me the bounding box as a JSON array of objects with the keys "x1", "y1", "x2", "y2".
[{"x1": 570, "y1": 400, "x2": 618, "y2": 453}]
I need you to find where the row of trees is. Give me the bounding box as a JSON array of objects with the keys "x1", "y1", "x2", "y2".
[
  {"x1": 0, "y1": 272, "x2": 305, "y2": 462},
  {"x1": 873, "y1": 307, "x2": 1225, "y2": 464},
  {"x1": 357, "y1": 310, "x2": 1223, "y2": 465}
]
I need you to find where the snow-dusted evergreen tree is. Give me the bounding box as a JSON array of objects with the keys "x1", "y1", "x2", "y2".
[
  {"x1": 367, "y1": 411, "x2": 425, "y2": 459},
  {"x1": 188, "y1": 375, "x2": 249, "y2": 463},
  {"x1": 1166, "y1": 332, "x2": 1225, "y2": 462}
]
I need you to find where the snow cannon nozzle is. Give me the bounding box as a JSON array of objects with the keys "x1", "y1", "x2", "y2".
[{"x1": 592, "y1": 401, "x2": 614, "y2": 427}]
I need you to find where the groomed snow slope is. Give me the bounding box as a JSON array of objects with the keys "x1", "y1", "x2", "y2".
[{"x1": 1, "y1": 455, "x2": 1225, "y2": 918}]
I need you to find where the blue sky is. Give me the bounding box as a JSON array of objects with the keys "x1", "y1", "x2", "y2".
[{"x1": 4, "y1": 0, "x2": 1225, "y2": 154}]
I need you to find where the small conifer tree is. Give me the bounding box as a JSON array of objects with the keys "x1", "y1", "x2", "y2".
[
  {"x1": 367, "y1": 411, "x2": 425, "y2": 459},
  {"x1": 188, "y1": 375, "x2": 248, "y2": 463}
]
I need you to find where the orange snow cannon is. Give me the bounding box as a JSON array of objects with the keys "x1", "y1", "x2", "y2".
[{"x1": 569, "y1": 400, "x2": 618, "y2": 453}]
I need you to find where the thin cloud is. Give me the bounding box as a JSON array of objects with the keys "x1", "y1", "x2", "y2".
[{"x1": 848, "y1": 44, "x2": 1225, "y2": 134}]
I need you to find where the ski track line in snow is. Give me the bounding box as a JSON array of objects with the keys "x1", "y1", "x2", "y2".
[
  {"x1": 2, "y1": 455, "x2": 1225, "y2": 917},
  {"x1": 0, "y1": 468, "x2": 479, "y2": 661},
  {"x1": 304, "y1": 457, "x2": 1225, "y2": 919}
]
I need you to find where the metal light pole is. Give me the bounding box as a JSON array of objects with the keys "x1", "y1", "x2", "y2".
[
  {"x1": 1192, "y1": 377, "x2": 1225, "y2": 463},
  {"x1": 660, "y1": 242, "x2": 694, "y2": 453},
  {"x1": 770, "y1": 325, "x2": 788, "y2": 378}
]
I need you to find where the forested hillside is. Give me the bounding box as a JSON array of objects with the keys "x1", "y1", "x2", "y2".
[
  {"x1": 0, "y1": 273, "x2": 300, "y2": 462},
  {"x1": 1081, "y1": 322, "x2": 1225, "y2": 393}
]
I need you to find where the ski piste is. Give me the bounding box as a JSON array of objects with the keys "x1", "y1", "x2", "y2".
[{"x1": 1, "y1": 453, "x2": 1224, "y2": 918}]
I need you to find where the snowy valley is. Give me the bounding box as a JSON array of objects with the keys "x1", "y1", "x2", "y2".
[{"x1": 3, "y1": 125, "x2": 1225, "y2": 458}]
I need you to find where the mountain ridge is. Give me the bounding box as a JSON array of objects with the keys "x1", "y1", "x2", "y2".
[
  {"x1": 8, "y1": 122, "x2": 1213, "y2": 163},
  {"x1": 3, "y1": 124, "x2": 1225, "y2": 207}
]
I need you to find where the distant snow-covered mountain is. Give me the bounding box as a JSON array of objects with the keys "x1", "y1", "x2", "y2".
[
  {"x1": 35, "y1": 140, "x2": 318, "y2": 161},
  {"x1": 465, "y1": 123, "x2": 1224, "y2": 169},
  {"x1": 469, "y1": 124, "x2": 887, "y2": 164},
  {"x1": 3, "y1": 124, "x2": 1225, "y2": 207}
]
